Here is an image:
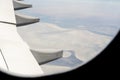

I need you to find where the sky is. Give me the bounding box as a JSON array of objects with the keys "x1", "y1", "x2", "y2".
[
  {"x1": 17, "y1": 0, "x2": 120, "y2": 66},
  {"x1": 17, "y1": 0, "x2": 119, "y2": 61},
  {"x1": 20, "y1": 0, "x2": 120, "y2": 28}
]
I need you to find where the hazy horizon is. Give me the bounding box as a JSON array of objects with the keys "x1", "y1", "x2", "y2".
[
  {"x1": 20, "y1": 0, "x2": 120, "y2": 27},
  {"x1": 16, "y1": 0, "x2": 120, "y2": 37}
]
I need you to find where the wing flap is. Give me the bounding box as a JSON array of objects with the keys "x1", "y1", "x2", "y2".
[
  {"x1": 15, "y1": 13, "x2": 39, "y2": 26},
  {"x1": 31, "y1": 49, "x2": 63, "y2": 65},
  {"x1": 13, "y1": 0, "x2": 32, "y2": 10}
]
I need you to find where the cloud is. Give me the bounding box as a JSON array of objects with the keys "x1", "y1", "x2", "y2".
[
  {"x1": 17, "y1": 22, "x2": 112, "y2": 61},
  {"x1": 17, "y1": 0, "x2": 119, "y2": 62}
]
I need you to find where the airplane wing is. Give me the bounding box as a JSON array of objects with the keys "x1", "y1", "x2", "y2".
[{"x1": 0, "y1": 0, "x2": 43, "y2": 77}]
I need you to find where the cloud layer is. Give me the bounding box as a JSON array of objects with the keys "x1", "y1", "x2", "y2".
[{"x1": 17, "y1": 22, "x2": 112, "y2": 61}]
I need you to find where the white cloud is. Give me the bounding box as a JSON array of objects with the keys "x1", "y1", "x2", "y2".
[
  {"x1": 17, "y1": 22, "x2": 112, "y2": 61},
  {"x1": 18, "y1": 0, "x2": 119, "y2": 62}
]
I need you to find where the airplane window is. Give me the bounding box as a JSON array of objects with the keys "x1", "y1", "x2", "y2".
[{"x1": 0, "y1": 0, "x2": 120, "y2": 78}]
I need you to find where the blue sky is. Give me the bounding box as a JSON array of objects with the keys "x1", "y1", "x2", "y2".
[{"x1": 21, "y1": 0, "x2": 120, "y2": 29}]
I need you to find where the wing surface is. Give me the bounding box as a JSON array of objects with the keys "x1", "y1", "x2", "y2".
[{"x1": 0, "y1": 0, "x2": 43, "y2": 77}]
